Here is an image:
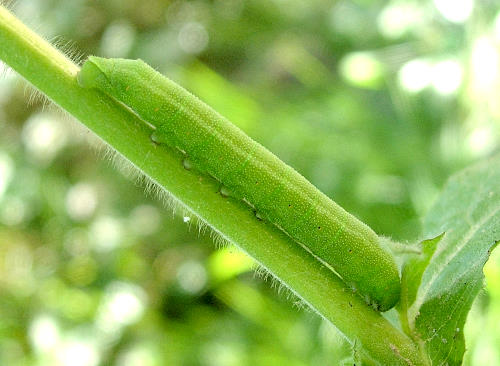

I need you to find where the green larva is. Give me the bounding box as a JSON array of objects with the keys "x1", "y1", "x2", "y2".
[{"x1": 78, "y1": 56, "x2": 401, "y2": 311}]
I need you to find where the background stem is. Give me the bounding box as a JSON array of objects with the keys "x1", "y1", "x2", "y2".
[{"x1": 0, "y1": 6, "x2": 426, "y2": 365}]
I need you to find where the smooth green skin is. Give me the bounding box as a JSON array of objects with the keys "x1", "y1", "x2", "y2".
[{"x1": 78, "y1": 57, "x2": 401, "y2": 311}]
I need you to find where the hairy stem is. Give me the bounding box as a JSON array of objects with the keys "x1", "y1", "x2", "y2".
[{"x1": 0, "y1": 6, "x2": 426, "y2": 365}]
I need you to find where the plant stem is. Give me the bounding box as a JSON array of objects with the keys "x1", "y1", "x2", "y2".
[{"x1": 0, "y1": 6, "x2": 426, "y2": 365}]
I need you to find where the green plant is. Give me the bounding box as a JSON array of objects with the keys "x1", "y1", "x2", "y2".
[
  {"x1": 77, "y1": 56, "x2": 400, "y2": 312},
  {"x1": 1, "y1": 4, "x2": 499, "y2": 365}
]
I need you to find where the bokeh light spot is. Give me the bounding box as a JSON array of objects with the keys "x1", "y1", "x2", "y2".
[
  {"x1": 56, "y1": 339, "x2": 100, "y2": 366},
  {"x1": 0, "y1": 151, "x2": 14, "y2": 200},
  {"x1": 471, "y1": 37, "x2": 499, "y2": 94},
  {"x1": 129, "y1": 205, "x2": 161, "y2": 236},
  {"x1": 28, "y1": 315, "x2": 60, "y2": 353},
  {"x1": 177, "y1": 260, "x2": 207, "y2": 294},
  {"x1": 89, "y1": 216, "x2": 123, "y2": 252},
  {"x1": 431, "y1": 59, "x2": 462, "y2": 95},
  {"x1": 65, "y1": 183, "x2": 98, "y2": 221},
  {"x1": 378, "y1": 2, "x2": 423, "y2": 39},
  {"x1": 97, "y1": 282, "x2": 146, "y2": 332},
  {"x1": 178, "y1": 22, "x2": 209, "y2": 54},
  {"x1": 467, "y1": 126, "x2": 496, "y2": 157},
  {"x1": 100, "y1": 20, "x2": 136, "y2": 58},
  {"x1": 21, "y1": 112, "x2": 68, "y2": 165},
  {"x1": 433, "y1": 0, "x2": 474, "y2": 23},
  {"x1": 116, "y1": 344, "x2": 157, "y2": 366},
  {"x1": 398, "y1": 59, "x2": 432, "y2": 93},
  {"x1": 339, "y1": 52, "x2": 383, "y2": 89}
]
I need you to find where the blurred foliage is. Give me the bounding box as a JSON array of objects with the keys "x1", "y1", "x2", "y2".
[{"x1": 0, "y1": 0, "x2": 500, "y2": 365}]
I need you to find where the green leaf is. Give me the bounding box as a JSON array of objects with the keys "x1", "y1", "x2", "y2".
[
  {"x1": 400, "y1": 234, "x2": 444, "y2": 311},
  {"x1": 406, "y1": 155, "x2": 500, "y2": 365}
]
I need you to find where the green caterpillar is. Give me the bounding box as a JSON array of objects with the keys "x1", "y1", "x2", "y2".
[{"x1": 78, "y1": 56, "x2": 401, "y2": 311}]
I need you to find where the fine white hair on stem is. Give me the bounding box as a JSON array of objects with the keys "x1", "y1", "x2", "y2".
[
  {"x1": 0, "y1": 60, "x2": 13, "y2": 78},
  {"x1": 90, "y1": 138, "x2": 223, "y2": 242},
  {"x1": 23, "y1": 83, "x2": 51, "y2": 108},
  {"x1": 11, "y1": 66, "x2": 315, "y2": 316},
  {"x1": 0, "y1": 59, "x2": 44, "y2": 110},
  {"x1": 93, "y1": 139, "x2": 311, "y2": 313},
  {"x1": 1, "y1": 0, "x2": 17, "y2": 11},
  {"x1": 4, "y1": 5, "x2": 86, "y2": 110},
  {"x1": 5, "y1": 0, "x2": 84, "y2": 68},
  {"x1": 50, "y1": 35, "x2": 86, "y2": 66},
  {"x1": 253, "y1": 263, "x2": 305, "y2": 310},
  {"x1": 253, "y1": 265, "x2": 272, "y2": 282}
]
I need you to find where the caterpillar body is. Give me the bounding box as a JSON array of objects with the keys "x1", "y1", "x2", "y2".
[{"x1": 78, "y1": 57, "x2": 401, "y2": 311}]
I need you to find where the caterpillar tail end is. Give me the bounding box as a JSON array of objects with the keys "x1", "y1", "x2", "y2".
[
  {"x1": 77, "y1": 56, "x2": 110, "y2": 90},
  {"x1": 368, "y1": 260, "x2": 401, "y2": 312},
  {"x1": 374, "y1": 277, "x2": 401, "y2": 312}
]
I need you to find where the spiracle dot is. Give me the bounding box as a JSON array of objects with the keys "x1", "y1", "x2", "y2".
[
  {"x1": 183, "y1": 158, "x2": 192, "y2": 170},
  {"x1": 220, "y1": 185, "x2": 231, "y2": 197}
]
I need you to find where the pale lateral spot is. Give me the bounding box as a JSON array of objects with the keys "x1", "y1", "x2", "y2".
[
  {"x1": 182, "y1": 158, "x2": 192, "y2": 170},
  {"x1": 219, "y1": 185, "x2": 231, "y2": 197},
  {"x1": 150, "y1": 132, "x2": 161, "y2": 144}
]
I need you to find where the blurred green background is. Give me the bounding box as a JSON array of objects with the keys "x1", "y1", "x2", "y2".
[{"x1": 1, "y1": 0, "x2": 500, "y2": 365}]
